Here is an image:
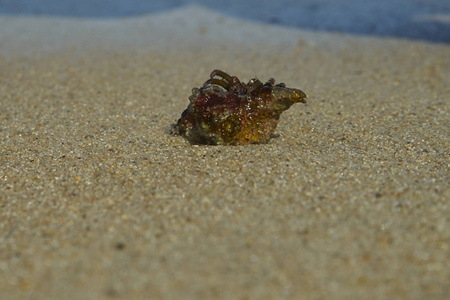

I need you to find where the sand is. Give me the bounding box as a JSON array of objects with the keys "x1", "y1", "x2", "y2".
[{"x1": 1, "y1": 4, "x2": 449, "y2": 300}]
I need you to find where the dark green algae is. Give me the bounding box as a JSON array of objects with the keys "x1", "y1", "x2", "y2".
[{"x1": 171, "y1": 70, "x2": 307, "y2": 145}]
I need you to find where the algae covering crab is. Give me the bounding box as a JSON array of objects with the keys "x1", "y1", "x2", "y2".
[{"x1": 171, "y1": 70, "x2": 307, "y2": 145}]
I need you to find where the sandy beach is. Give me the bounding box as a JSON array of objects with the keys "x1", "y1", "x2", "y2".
[{"x1": 1, "y1": 2, "x2": 449, "y2": 299}]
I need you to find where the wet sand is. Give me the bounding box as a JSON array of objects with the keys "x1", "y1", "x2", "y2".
[{"x1": 1, "y1": 5, "x2": 449, "y2": 300}]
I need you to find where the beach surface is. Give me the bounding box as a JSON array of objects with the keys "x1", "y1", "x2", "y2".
[{"x1": 1, "y1": 3, "x2": 449, "y2": 300}]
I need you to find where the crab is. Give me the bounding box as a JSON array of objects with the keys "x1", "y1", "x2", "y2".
[{"x1": 171, "y1": 70, "x2": 307, "y2": 145}]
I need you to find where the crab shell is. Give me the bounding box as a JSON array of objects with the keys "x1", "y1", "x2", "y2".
[{"x1": 172, "y1": 74, "x2": 307, "y2": 145}]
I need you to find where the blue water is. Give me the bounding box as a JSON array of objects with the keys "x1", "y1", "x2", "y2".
[{"x1": 0, "y1": 0, "x2": 449, "y2": 43}]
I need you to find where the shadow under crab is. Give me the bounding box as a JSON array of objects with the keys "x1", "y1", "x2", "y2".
[{"x1": 171, "y1": 70, "x2": 307, "y2": 145}]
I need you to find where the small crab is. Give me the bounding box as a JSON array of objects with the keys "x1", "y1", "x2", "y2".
[{"x1": 171, "y1": 70, "x2": 307, "y2": 145}]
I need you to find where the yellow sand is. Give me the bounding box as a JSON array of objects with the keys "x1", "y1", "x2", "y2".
[{"x1": 1, "y1": 6, "x2": 449, "y2": 300}]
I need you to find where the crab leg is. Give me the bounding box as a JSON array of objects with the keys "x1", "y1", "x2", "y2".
[
  {"x1": 203, "y1": 78, "x2": 230, "y2": 90},
  {"x1": 210, "y1": 69, "x2": 246, "y2": 92},
  {"x1": 210, "y1": 69, "x2": 233, "y2": 83},
  {"x1": 229, "y1": 76, "x2": 245, "y2": 93},
  {"x1": 246, "y1": 78, "x2": 264, "y2": 93},
  {"x1": 264, "y1": 78, "x2": 276, "y2": 86}
]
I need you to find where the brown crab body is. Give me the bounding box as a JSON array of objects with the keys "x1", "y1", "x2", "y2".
[{"x1": 171, "y1": 70, "x2": 307, "y2": 145}]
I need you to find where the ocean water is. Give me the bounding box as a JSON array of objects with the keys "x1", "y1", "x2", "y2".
[{"x1": 1, "y1": 0, "x2": 449, "y2": 43}]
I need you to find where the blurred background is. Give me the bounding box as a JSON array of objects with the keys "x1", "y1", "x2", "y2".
[{"x1": 1, "y1": 0, "x2": 449, "y2": 43}]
